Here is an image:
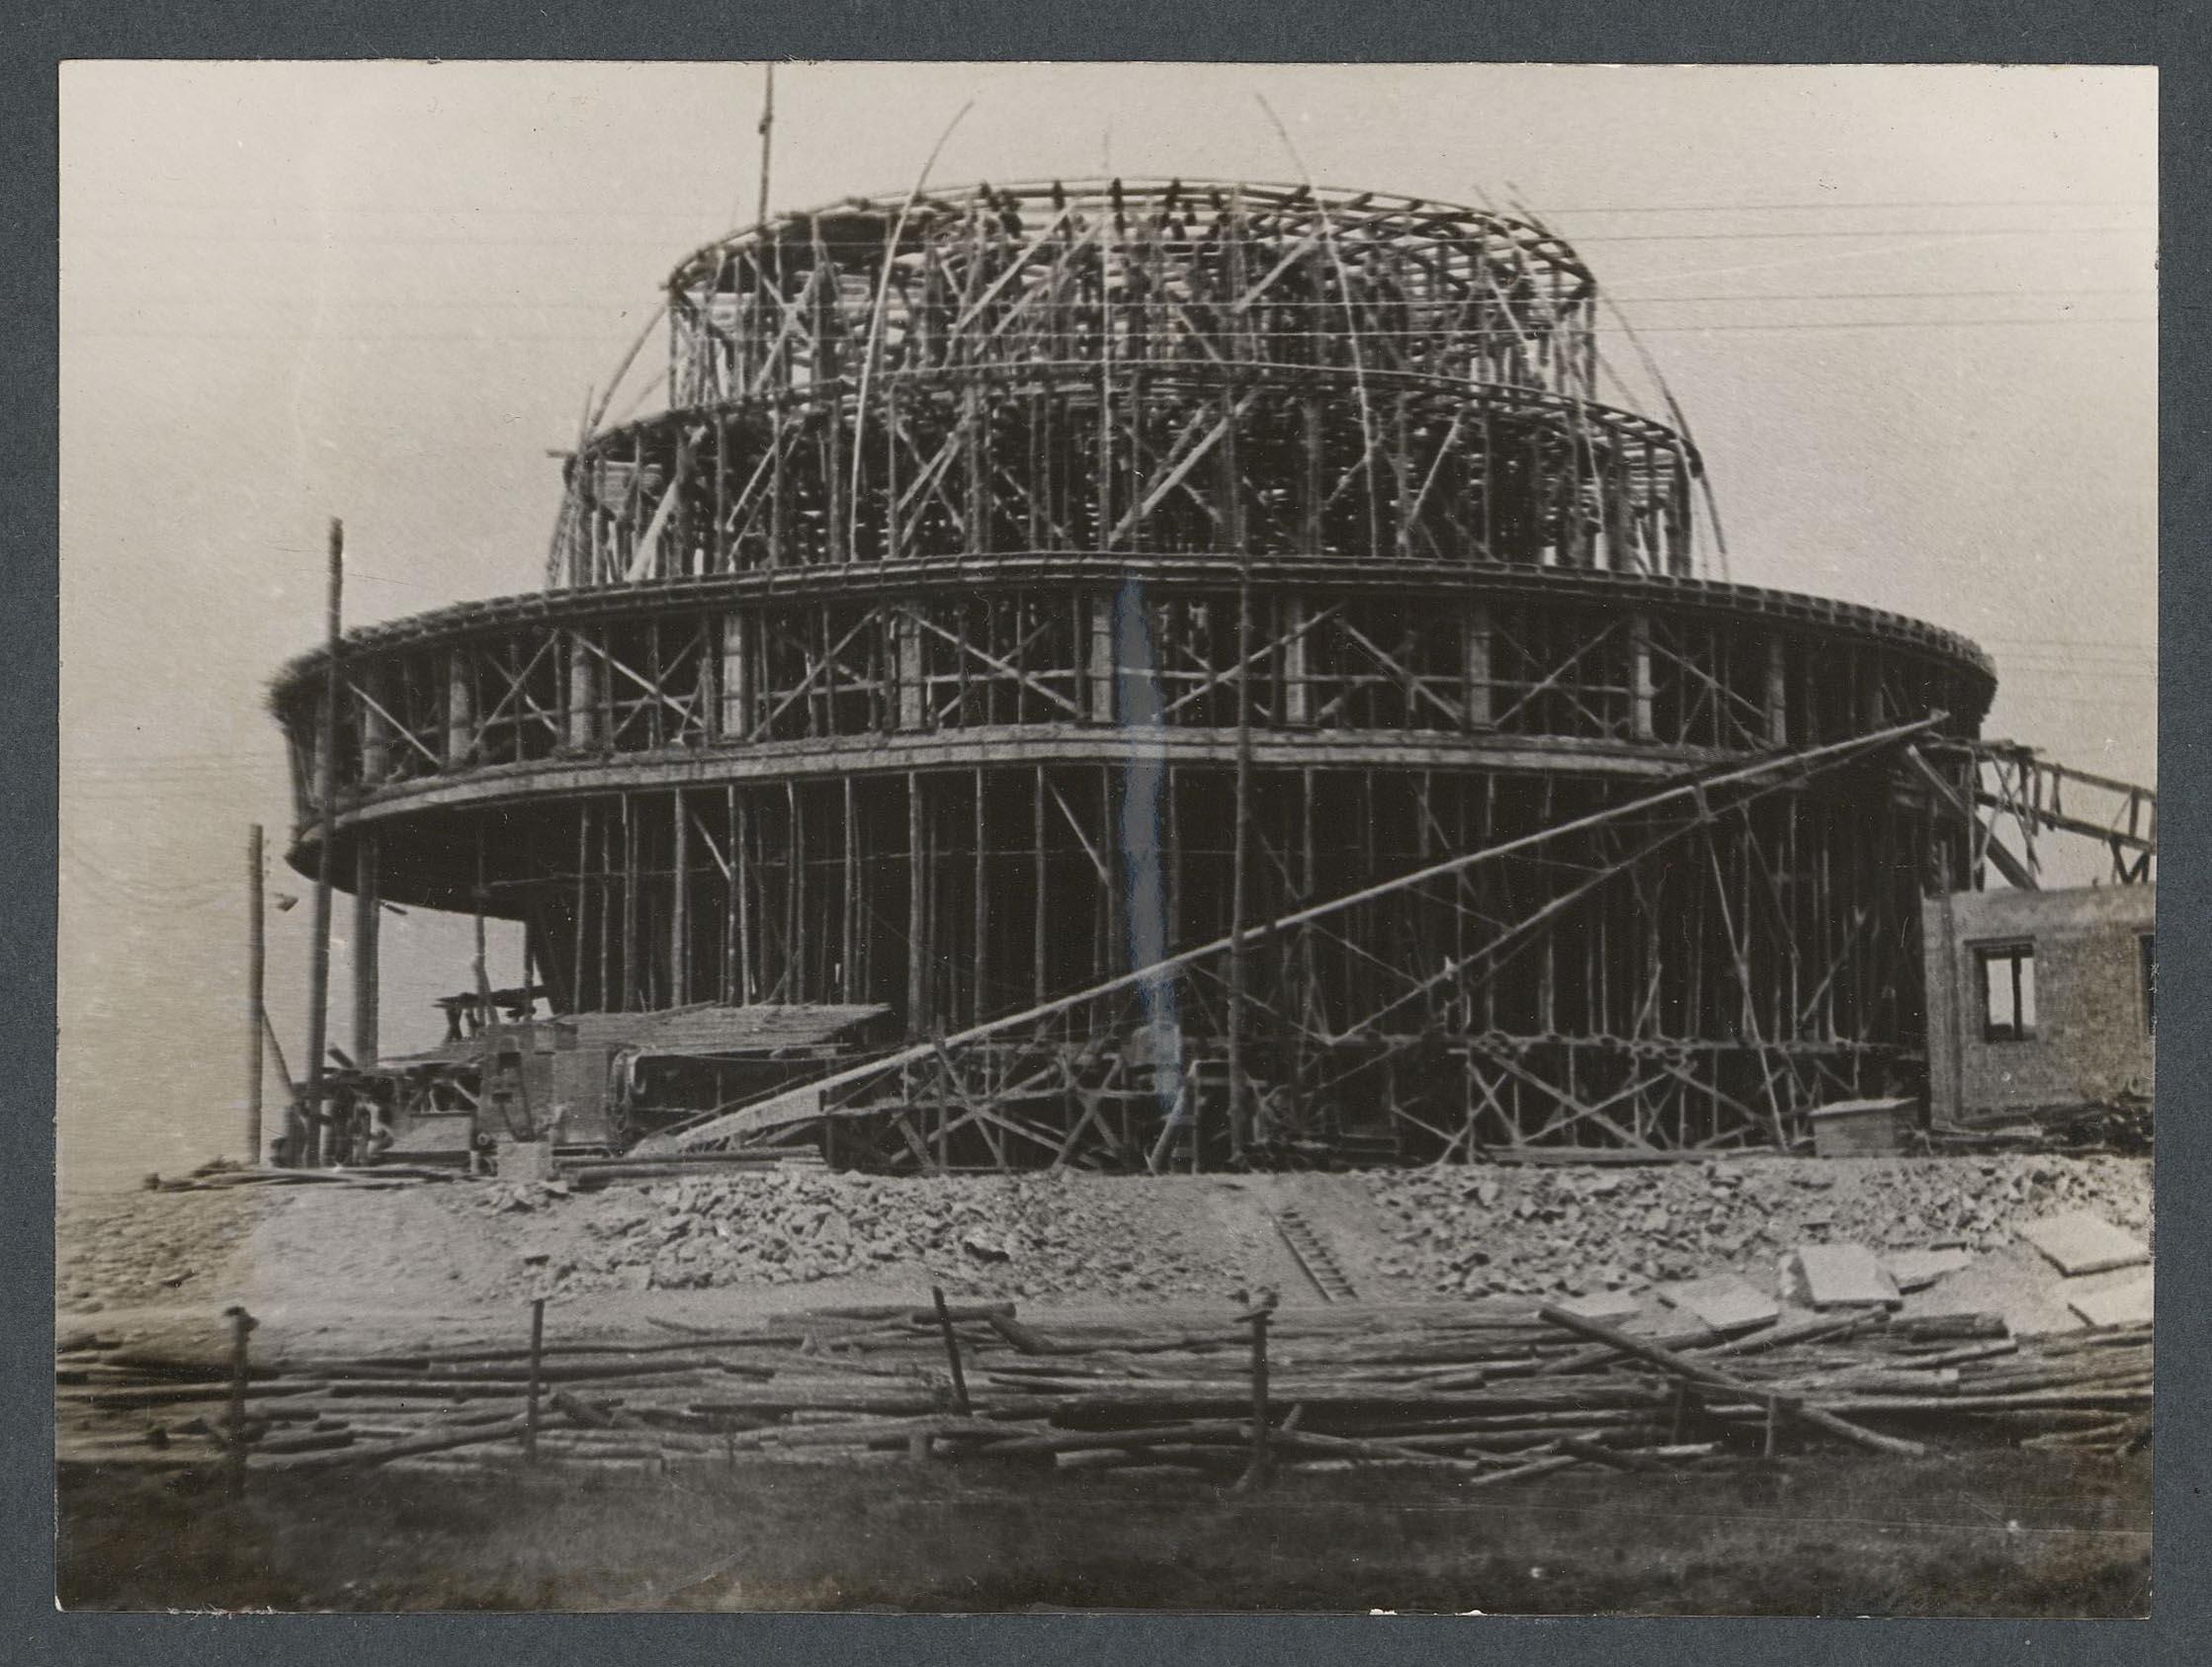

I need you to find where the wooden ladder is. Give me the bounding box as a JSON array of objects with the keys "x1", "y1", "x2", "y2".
[{"x1": 1272, "y1": 1206, "x2": 1358, "y2": 1303}]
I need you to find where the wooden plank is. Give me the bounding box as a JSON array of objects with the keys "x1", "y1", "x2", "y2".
[{"x1": 1535, "y1": 1305, "x2": 1923, "y2": 1457}]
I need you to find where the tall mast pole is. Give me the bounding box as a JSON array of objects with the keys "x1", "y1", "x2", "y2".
[
  {"x1": 1222, "y1": 189, "x2": 1253, "y2": 1170},
  {"x1": 245, "y1": 822, "x2": 265, "y2": 1165},
  {"x1": 1224, "y1": 396, "x2": 1252, "y2": 1165},
  {"x1": 756, "y1": 63, "x2": 775, "y2": 227},
  {"x1": 302, "y1": 518, "x2": 343, "y2": 1166},
  {"x1": 1224, "y1": 527, "x2": 1253, "y2": 1172}
]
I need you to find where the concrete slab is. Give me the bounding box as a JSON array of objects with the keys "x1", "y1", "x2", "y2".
[
  {"x1": 2067, "y1": 1276, "x2": 2154, "y2": 1329},
  {"x1": 2061, "y1": 1273, "x2": 2150, "y2": 1326},
  {"x1": 1657, "y1": 1274, "x2": 1780, "y2": 1334},
  {"x1": 1899, "y1": 1243, "x2": 2083, "y2": 1335},
  {"x1": 1554, "y1": 1289, "x2": 1645, "y2": 1323},
  {"x1": 1782, "y1": 1243, "x2": 1902, "y2": 1309},
  {"x1": 2018, "y1": 1211, "x2": 2150, "y2": 1277},
  {"x1": 1883, "y1": 1248, "x2": 1974, "y2": 1292}
]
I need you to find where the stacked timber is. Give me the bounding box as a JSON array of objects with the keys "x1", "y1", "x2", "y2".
[
  {"x1": 55, "y1": 1299, "x2": 2151, "y2": 1480},
  {"x1": 143, "y1": 1161, "x2": 461, "y2": 1194},
  {"x1": 560, "y1": 1150, "x2": 827, "y2": 1190}
]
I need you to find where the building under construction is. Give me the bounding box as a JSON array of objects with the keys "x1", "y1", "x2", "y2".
[{"x1": 270, "y1": 179, "x2": 2155, "y2": 1171}]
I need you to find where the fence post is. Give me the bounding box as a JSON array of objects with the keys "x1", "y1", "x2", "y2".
[
  {"x1": 525, "y1": 1296, "x2": 547, "y2": 1463},
  {"x1": 1237, "y1": 1298, "x2": 1273, "y2": 1491},
  {"x1": 931, "y1": 1285, "x2": 972, "y2": 1418},
  {"x1": 223, "y1": 1303, "x2": 257, "y2": 1497},
  {"x1": 1763, "y1": 1392, "x2": 1793, "y2": 1459}
]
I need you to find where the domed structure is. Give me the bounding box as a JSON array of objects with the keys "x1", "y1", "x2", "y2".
[{"x1": 273, "y1": 181, "x2": 1995, "y2": 1168}]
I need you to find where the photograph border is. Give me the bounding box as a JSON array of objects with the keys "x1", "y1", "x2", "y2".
[{"x1": 13, "y1": 5, "x2": 2206, "y2": 1662}]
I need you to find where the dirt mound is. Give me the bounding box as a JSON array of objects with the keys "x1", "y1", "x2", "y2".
[
  {"x1": 473, "y1": 1169, "x2": 1259, "y2": 1304},
  {"x1": 1365, "y1": 1154, "x2": 2151, "y2": 1303},
  {"x1": 56, "y1": 1190, "x2": 266, "y2": 1312}
]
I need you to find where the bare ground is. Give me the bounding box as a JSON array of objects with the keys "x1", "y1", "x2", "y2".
[
  {"x1": 56, "y1": 1451, "x2": 2151, "y2": 1615},
  {"x1": 53, "y1": 1158, "x2": 2155, "y2": 1616}
]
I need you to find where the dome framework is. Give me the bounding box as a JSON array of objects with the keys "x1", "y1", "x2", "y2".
[{"x1": 274, "y1": 180, "x2": 2010, "y2": 1168}]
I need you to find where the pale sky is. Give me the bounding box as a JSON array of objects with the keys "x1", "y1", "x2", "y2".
[{"x1": 57, "y1": 62, "x2": 2157, "y2": 1189}]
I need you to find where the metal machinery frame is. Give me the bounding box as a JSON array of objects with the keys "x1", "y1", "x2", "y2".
[{"x1": 273, "y1": 180, "x2": 2022, "y2": 1167}]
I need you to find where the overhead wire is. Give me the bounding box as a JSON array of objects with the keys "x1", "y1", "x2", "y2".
[
  {"x1": 53, "y1": 284, "x2": 2165, "y2": 313},
  {"x1": 68, "y1": 193, "x2": 2157, "y2": 219},
  {"x1": 67, "y1": 313, "x2": 2154, "y2": 343},
  {"x1": 58, "y1": 224, "x2": 2157, "y2": 256},
  {"x1": 66, "y1": 179, "x2": 2155, "y2": 736}
]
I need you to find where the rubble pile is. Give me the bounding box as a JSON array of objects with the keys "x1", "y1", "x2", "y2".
[
  {"x1": 477, "y1": 1169, "x2": 1231, "y2": 1299},
  {"x1": 1367, "y1": 1155, "x2": 2152, "y2": 1301}
]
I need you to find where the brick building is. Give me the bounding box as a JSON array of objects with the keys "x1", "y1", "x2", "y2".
[{"x1": 1922, "y1": 884, "x2": 2156, "y2": 1124}]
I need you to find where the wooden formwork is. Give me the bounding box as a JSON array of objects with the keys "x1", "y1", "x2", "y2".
[
  {"x1": 267, "y1": 179, "x2": 2027, "y2": 1164},
  {"x1": 549, "y1": 182, "x2": 1689, "y2": 587}
]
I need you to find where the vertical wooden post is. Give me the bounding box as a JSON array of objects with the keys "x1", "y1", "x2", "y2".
[
  {"x1": 303, "y1": 518, "x2": 343, "y2": 1167},
  {"x1": 469, "y1": 818, "x2": 538, "y2": 1135},
  {"x1": 352, "y1": 831, "x2": 380, "y2": 1069},
  {"x1": 973, "y1": 767, "x2": 988, "y2": 1025},
  {"x1": 842, "y1": 777, "x2": 860, "y2": 1002},
  {"x1": 223, "y1": 1303, "x2": 256, "y2": 1497},
  {"x1": 1224, "y1": 387, "x2": 1252, "y2": 1168},
  {"x1": 735, "y1": 790, "x2": 754, "y2": 1002},
  {"x1": 1281, "y1": 594, "x2": 1310, "y2": 725},
  {"x1": 1765, "y1": 635, "x2": 1789, "y2": 749},
  {"x1": 1629, "y1": 613, "x2": 1656, "y2": 743},
  {"x1": 359, "y1": 662, "x2": 390, "y2": 785},
  {"x1": 1240, "y1": 1304, "x2": 1272, "y2": 1489},
  {"x1": 525, "y1": 1296, "x2": 546, "y2": 1463},
  {"x1": 622, "y1": 794, "x2": 639, "y2": 1010},
  {"x1": 930, "y1": 1285, "x2": 972, "y2": 1417},
  {"x1": 597, "y1": 801, "x2": 613, "y2": 1011},
  {"x1": 963, "y1": 381, "x2": 989, "y2": 552},
  {"x1": 815, "y1": 230, "x2": 847, "y2": 566},
  {"x1": 1302, "y1": 396, "x2": 1324, "y2": 553},
  {"x1": 1391, "y1": 391, "x2": 1412, "y2": 560},
  {"x1": 571, "y1": 802, "x2": 592, "y2": 1013},
  {"x1": 1032, "y1": 766, "x2": 1048, "y2": 1006},
  {"x1": 719, "y1": 614, "x2": 749, "y2": 738},
  {"x1": 1086, "y1": 592, "x2": 1116, "y2": 722},
  {"x1": 719, "y1": 787, "x2": 740, "y2": 1003},
  {"x1": 670, "y1": 790, "x2": 690, "y2": 1005},
  {"x1": 567, "y1": 631, "x2": 599, "y2": 750},
  {"x1": 1165, "y1": 760, "x2": 1185, "y2": 946},
  {"x1": 906, "y1": 774, "x2": 927, "y2": 1035},
  {"x1": 246, "y1": 824, "x2": 266, "y2": 1166},
  {"x1": 782, "y1": 783, "x2": 802, "y2": 1001},
  {"x1": 755, "y1": 62, "x2": 775, "y2": 228},
  {"x1": 894, "y1": 606, "x2": 924, "y2": 730},
  {"x1": 1099, "y1": 763, "x2": 1120, "y2": 988},
  {"x1": 445, "y1": 645, "x2": 474, "y2": 767},
  {"x1": 1465, "y1": 600, "x2": 1493, "y2": 731},
  {"x1": 570, "y1": 799, "x2": 597, "y2": 1008}
]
